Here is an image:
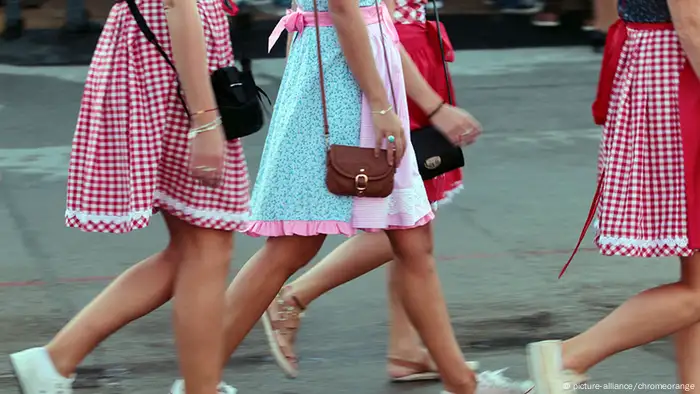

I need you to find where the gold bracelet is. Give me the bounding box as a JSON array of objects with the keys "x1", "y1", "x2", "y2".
[
  {"x1": 188, "y1": 117, "x2": 222, "y2": 140},
  {"x1": 190, "y1": 108, "x2": 218, "y2": 118},
  {"x1": 371, "y1": 105, "x2": 393, "y2": 116}
]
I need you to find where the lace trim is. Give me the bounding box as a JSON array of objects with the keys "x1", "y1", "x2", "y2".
[
  {"x1": 597, "y1": 235, "x2": 688, "y2": 248},
  {"x1": 65, "y1": 191, "x2": 249, "y2": 225},
  {"x1": 64, "y1": 208, "x2": 152, "y2": 224},
  {"x1": 594, "y1": 219, "x2": 689, "y2": 248},
  {"x1": 386, "y1": 183, "x2": 434, "y2": 222},
  {"x1": 155, "y1": 191, "x2": 250, "y2": 222},
  {"x1": 431, "y1": 184, "x2": 464, "y2": 211}
]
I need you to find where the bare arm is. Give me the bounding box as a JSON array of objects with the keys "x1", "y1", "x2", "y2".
[
  {"x1": 165, "y1": 0, "x2": 218, "y2": 124},
  {"x1": 398, "y1": 48, "x2": 444, "y2": 114},
  {"x1": 286, "y1": 0, "x2": 298, "y2": 58},
  {"x1": 669, "y1": 0, "x2": 700, "y2": 76},
  {"x1": 329, "y1": 0, "x2": 392, "y2": 111}
]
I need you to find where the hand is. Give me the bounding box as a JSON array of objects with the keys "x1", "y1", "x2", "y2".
[
  {"x1": 372, "y1": 110, "x2": 405, "y2": 166},
  {"x1": 189, "y1": 124, "x2": 226, "y2": 188},
  {"x1": 430, "y1": 104, "x2": 482, "y2": 147}
]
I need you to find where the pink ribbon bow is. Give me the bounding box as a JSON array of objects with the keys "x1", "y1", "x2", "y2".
[{"x1": 268, "y1": 9, "x2": 307, "y2": 53}]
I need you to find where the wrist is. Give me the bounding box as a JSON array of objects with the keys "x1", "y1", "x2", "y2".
[
  {"x1": 368, "y1": 96, "x2": 391, "y2": 113},
  {"x1": 191, "y1": 110, "x2": 219, "y2": 126},
  {"x1": 426, "y1": 101, "x2": 446, "y2": 120},
  {"x1": 418, "y1": 95, "x2": 445, "y2": 115}
]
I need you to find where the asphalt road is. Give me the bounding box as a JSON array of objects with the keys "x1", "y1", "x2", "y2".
[{"x1": 0, "y1": 47, "x2": 683, "y2": 393}]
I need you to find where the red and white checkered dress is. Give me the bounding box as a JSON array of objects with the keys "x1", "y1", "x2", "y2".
[
  {"x1": 595, "y1": 26, "x2": 691, "y2": 257},
  {"x1": 65, "y1": 0, "x2": 250, "y2": 234},
  {"x1": 393, "y1": 0, "x2": 426, "y2": 24}
]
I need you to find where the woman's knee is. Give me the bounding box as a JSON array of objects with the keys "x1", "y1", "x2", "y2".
[
  {"x1": 676, "y1": 254, "x2": 700, "y2": 315},
  {"x1": 264, "y1": 235, "x2": 326, "y2": 275},
  {"x1": 386, "y1": 225, "x2": 435, "y2": 272},
  {"x1": 165, "y1": 215, "x2": 234, "y2": 268}
]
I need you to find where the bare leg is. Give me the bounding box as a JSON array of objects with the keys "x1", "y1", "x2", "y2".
[
  {"x1": 386, "y1": 260, "x2": 428, "y2": 374},
  {"x1": 387, "y1": 224, "x2": 476, "y2": 394},
  {"x1": 283, "y1": 232, "x2": 434, "y2": 375},
  {"x1": 45, "y1": 218, "x2": 186, "y2": 378},
  {"x1": 672, "y1": 256, "x2": 700, "y2": 394},
  {"x1": 563, "y1": 254, "x2": 700, "y2": 374},
  {"x1": 593, "y1": 0, "x2": 617, "y2": 31},
  {"x1": 220, "y1": 235, "x2": 326, "y2": 366},
  {"x1": 168, "y1": 214, "x2": 234, "y2": 394},
  {"x1": 674, "y1": 322, "x2": 700, "y2": 393},
  {"x1": 286, "y1": 232, "x2": 393, "y2": 307}
]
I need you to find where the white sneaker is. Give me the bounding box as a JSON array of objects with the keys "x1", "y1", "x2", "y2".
[
  {"x1": 526, "y1": 340, "x2": 588, "y2": 394},
  {"x1": 477, "y1": 369, "x2": 534, "y2": 393},
  {"x1": 440, "y1": 369, "x2": 534, "y2": 394},
  {"x1": 9, "y1": 347, "x2": 75, "y2": 394},
  {"x1": 170, "y1": 379, "x2": 237, "y2": 394}
]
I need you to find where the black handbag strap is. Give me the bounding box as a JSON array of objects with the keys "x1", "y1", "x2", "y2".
[
  {"x1": 125, "y1": 0, "x2": 191, "y2": 117},
  {"x1": 429, "y1": 0, "x2": 454, "y2": 105}
]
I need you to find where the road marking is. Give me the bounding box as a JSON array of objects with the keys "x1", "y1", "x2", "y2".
[
  {"x1": 0, "y1": 146, "x2": 71, "y2": 181},
  {"x1": 0, "y1": 129, "x2": 601, "y2": 181},
  {"x1": 0, "y1": 47, "x2": 601, "y2": 83},
  {"x1": 0, "y1": 246, "x2": 599, "y2": 288},
  {"x1": 0, "y1": 65, "x2": 89, "y2": 83},
  {"x1": 480, "y1": 128, "x2": 601, "y2": 145}
]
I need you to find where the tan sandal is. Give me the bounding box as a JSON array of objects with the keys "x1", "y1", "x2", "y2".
[
  {"x1": 388, "y1": 351, "x2": 480, "y2": 382},
  {"x1": 261, "y1": 287, "x2": 305, "y2": 378}
]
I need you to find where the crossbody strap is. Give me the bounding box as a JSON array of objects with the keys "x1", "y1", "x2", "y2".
[
  {"x1": 429, "y1": 0, "x2": 453, "y2": 105},
  {"x1": 312, "y1": 0, "x2": 399, "y2": 148},
  {"x1": 125, "y1": 0, "x2": 191, "y2": 117}
]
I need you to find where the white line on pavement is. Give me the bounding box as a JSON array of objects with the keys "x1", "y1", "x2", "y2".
[
  {"x1": 0, "y1": 47, "x2": 602, "y2": 82},
  {"x1": 0, "y1": 128, "x2": 601, "y2": 181}
]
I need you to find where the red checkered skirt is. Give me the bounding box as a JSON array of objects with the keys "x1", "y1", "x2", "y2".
[
  {"x1": 595, "y1": 26, "x2": 691, "y2": 257},
  {"x1": 65, "y1": 0, "x2": 250, "y2": 234}
]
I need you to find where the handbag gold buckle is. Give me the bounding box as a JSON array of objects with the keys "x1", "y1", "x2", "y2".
[{"x1": 355, "y1": 169, "x2": 368, "y2": 191}]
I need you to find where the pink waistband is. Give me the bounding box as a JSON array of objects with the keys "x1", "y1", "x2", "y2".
[{"x1": 268, "y1": 3, "x2": 398, "y2": 53}]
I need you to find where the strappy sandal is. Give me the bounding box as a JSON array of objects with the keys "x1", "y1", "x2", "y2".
[
  {"x1": 260, "y1": 288, "x2": 306, "y2": 378},
  {"x1": 388, "y1": 351, "x2": 481, "y2": 382}
]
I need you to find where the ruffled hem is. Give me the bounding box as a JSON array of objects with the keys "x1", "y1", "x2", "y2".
[
  {"x1": 595, "y1": 234, "x2": 693, "y2": 257},
  {"x1": 244, "y1": 211, "x2": 435, "y2": 237},
  {"x1": 431, "y1": 183, "x2": 463, "y2": 210},
  {"x1": 65, "y1": 191, "x2": 250, "y2": 234}
]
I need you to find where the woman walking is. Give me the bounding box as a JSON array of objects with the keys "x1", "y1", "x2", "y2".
[
  {"x1": 527, "y1": 0, "x2": 700, "y2": 392},
  {"x1": 254, "y1": 0, "x2": 493, "y2": 384},
  {"x1": 202, "y1": 0, "x2": 529, "y2": 393},
  {"x1": 9, "y1": 0, "x2": 248, "y2": 393}
]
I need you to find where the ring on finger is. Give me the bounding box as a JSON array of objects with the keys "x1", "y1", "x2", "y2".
[{"x1": 387, "y1": 135, "x2": 396, "y2": 144}]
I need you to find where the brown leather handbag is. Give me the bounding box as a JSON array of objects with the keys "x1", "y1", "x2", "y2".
[{"x1": 311, "y1": 0, "x2": 398, "y2": 198}]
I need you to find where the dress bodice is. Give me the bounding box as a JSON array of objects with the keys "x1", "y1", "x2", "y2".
[
  {"x1": 618, "y1": 0, "x2": 671, "y2": 23},
  {"x1": 296, "y1": 0, "x2": 376, "y2": 11}
]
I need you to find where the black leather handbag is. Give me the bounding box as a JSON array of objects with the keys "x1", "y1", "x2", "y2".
[
  {"x1": 125, "y1": 0, "x2": 270, "y2": 140},
  {"x1": 411, "y1": 0, "x2": 465, "y2": 180}
]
